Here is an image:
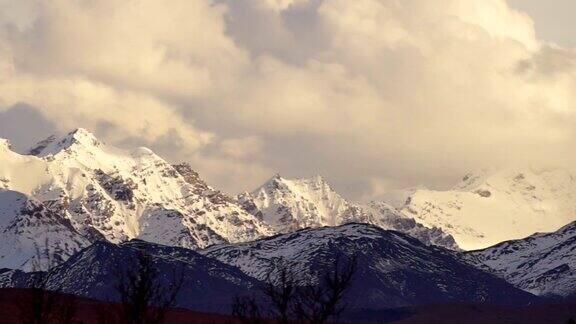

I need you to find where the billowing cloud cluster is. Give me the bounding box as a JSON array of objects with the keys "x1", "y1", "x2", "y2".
[{"x1": 0, "y1": 0, "x2": 575, "y2": 198}]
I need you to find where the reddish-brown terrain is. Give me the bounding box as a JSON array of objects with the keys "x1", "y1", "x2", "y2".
[
  {"x1": 0, "y1": 288, "x2": 238, "y2": 324},
  {"x1": 2, "y1": 288, "x2": 576, "y2": 323}
]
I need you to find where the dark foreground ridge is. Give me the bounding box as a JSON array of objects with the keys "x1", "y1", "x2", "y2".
[
  {"x1": 0, "y1": 223, "x2": 568, "y2": 322},
  {"x1": 204, "y1": 223, "x2": 539, "y2": 309},
  {"x1": 0, "y1": 239, "x2": 261, "y2": 313}
]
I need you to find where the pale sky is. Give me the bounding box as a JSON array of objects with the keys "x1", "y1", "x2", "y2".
[
  {"x1": 0, "y1": 0, "x2": 575, "y2": 200},
  {"x1": 510, "y1": 0, "x2": 576, "y2": 47}
]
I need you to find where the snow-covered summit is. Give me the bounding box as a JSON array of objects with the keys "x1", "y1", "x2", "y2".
[
  {"x1": 238, "y1": 173, "x2": 349, "y2": 231},
  {"x1": 0, "y1": 130, "x2": 273, "y2": 270},
  {"x1": 29, "y1": 128, "x2": 102, "y2": 157},
  {"x1": 386, "y1": 167, "x2": 576, "y2": 250},
  {"x1": 0, "y1": 139, "x2": 11, "y2": 152},
  {"x1": 238, "y1": 174, "x2": 458, "y2": 249}
]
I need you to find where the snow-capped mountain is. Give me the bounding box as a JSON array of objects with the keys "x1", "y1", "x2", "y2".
[
  {"x1": 466, "y1": 221, "x2": 576, "y2": 298},
  {"x1": 238, "y1": 174, "x2": 458, "y2": 249},
  {"x1": 386, "y1": 168, "x2": 576, "y2": 250},
  {"x1": 0, "y1": 129, "x2": 272, "y2": 270},
  {"x1": 237, "y1": 174, "x2": 358, "y2": 231},
  {"x1": 203, "y1": 223, "x2": 537, "y2": 309},
  {"x1": 5, "y1": 128, "x2": 573, "y2": 273},
  {"x1": 0, "y1": 239, "x2": 261, "y2": 312}
]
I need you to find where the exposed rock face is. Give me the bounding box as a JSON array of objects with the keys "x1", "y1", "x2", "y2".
[
  {"x1": 94, "y1": 170, "x2": 137, "y2": 203},
  {"x1": 173, "y1": 163, "x2": 208, "y2": 190},
  {"x1": 173, "y1": 162, "x2": 241, "y2": 205},
  {"x1": 28, "y1": 135, "x2": 56, "y2": 156},
  {"x1": 365, "y1": 201, "x2": 459, "y2": 249}
]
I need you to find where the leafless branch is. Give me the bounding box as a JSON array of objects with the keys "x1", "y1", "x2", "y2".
[
  {"x1": 103, "y1": 248, "x2": 184, "y2": 324},
  {"x1": 17, "y1": 238, "x2": 78, "y2": 324}
]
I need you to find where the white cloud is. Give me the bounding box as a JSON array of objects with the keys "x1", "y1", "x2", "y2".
[{"x1": 0, "y1": 0, "x2": 575, "y2": 198}]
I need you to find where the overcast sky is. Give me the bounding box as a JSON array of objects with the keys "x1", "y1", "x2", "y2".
[
  {"x1": 509, "y1": 0, "x2": 576, "y2": 47},
  {"x1": 0, "y1": 0, "x2": 575, "y2": 200}
]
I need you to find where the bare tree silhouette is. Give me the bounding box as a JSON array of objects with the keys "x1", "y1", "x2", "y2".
[
  {"x1": 293, "y1": 255, "x2": 357, "y2": 324},
  {"x1": 263, "y1": 260, "x2": 297, "y2": 324},
  {"x1": 231, "y1": 255, "x2": 357, "y2": 324},
  {"x1": 231, "y1": 295, "x2": 263, "y2": 324},
  {"x1": 100, "y1": 248, "x2": 184, "y2": 324},
  {"x1": 17, "y1": 239, "x2": 78, "y2": 324}
]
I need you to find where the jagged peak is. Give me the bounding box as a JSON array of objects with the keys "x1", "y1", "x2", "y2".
[
  {"x1": 252, "y1": 173, "x2": 337, "y2": 198},
  {"x1": 237, "y1": 190, "x2": 252, "y2": 200},
  {"x1": 270, "y1": 173, "x2": 283, "y2": 181},
  {"x1": 173, "y1": 162, "x2": 202, "y2": 179},
  {"x1": 0, "y1": 138, "x2": 12, "y2": 152},
  {"x1": 367, "y1": 200, "x2": 398, "y2": 210},
  {"x1": 61, "y1": 128, "x2": 102, "y2": 148},
  {"x1": 300, "y1": 174, "x2": 329, "y2": 185},
  {"x1": 28, "y1": 135, "x2": 57, "y2": 156},
  {"x1": 263, "y1": 173, "x2": 330, "y2": 186},
  {"x1": 173, "y1": 163, "x2": 213, "y2": 192},
  {"x1": 316, "y1": 174, "x2": 326, "y2": 181},
  {"x1": 69, "y1": 127, "x2": 96, "y2": 138},
  {"x1": 256, "y1": 173, "x2": 284, "y2": 188},
  {"x1": 29, "y1": 128, "x2": 102, "y2": 157}
]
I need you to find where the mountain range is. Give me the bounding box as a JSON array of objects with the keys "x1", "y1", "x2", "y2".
[
  {"x1": 0, "y1": 128, "x2": 456, "y2": 269},
  {"x1": 1, "y1": 223, "x2": 537, "y2": 313},
  {"x1": 238, "y1": 173, "x2": 458, "y2": 249},
  {"x1": 0, "y1": 129, "x2": 273, "y2": 269},
  {"x1": 1, "y1": 128, "x2": 576, "y2": 315}
]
